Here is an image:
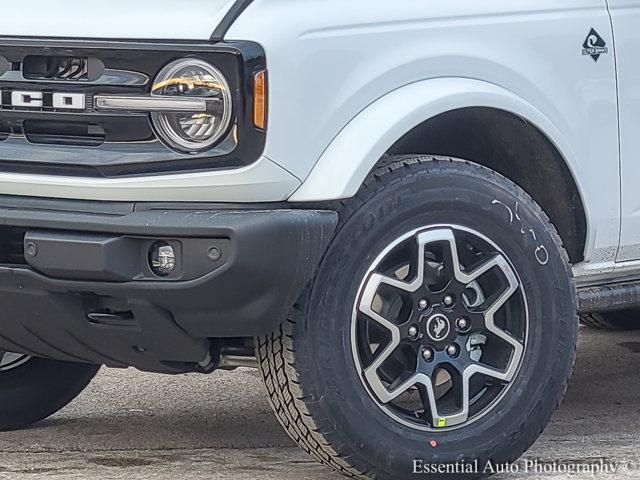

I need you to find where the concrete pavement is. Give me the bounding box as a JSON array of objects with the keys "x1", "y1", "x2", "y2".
[{"x1": 1, "y1": 327, "x2": 640, "y2": 479}]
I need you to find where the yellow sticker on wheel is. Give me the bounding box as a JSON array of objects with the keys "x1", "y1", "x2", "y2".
[{"x1": 437, "y1": 418, "x2": 447, "y2": 428}]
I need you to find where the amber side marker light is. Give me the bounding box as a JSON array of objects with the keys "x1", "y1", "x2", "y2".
[{"x1": 253, "y1": 70, "x2": 267, "y2": 129}]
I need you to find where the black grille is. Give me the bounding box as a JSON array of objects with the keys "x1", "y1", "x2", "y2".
[
  {"x1": 0, "y1": 39, "x2": 266, "y2": 177},
  {"x1": 52, "y1": 58, "x2": 88, "y2": 81},
  {"x1": 23, "y1": 56, "x2": 91, "y2": 81},
  {"x1": 0, "y1": 227, "x2": 26, "y2": 265}
]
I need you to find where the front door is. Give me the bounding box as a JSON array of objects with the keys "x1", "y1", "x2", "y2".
[{"x1": 610, "y1": 0, "x2": 640, "y2": 260}]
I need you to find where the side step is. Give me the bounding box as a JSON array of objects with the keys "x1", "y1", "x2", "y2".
[{"x1": 578, "y1": 281, "x2": 640, "y2": 313}]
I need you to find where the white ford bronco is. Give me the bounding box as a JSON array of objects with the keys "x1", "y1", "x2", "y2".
[{"x1": 0, "y1": 0, "x2": 637, "y2": 478}]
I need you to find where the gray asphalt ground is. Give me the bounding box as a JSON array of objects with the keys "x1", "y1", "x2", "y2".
[{"x1": 1, "y1": 327, "x2": 640, "y2": 479}]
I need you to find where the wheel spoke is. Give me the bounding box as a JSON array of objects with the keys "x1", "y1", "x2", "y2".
[
  {"x1": 359, "y1": 273, "x2": 406, "y2": 332},
  {"x1": 476, "y1": 254, "x2": 524, "y2": 381},
  {"x1": 460, "y1": 250, "x2": 523, "y2": 386},
  {"x1": 405, "y1": 372, "x2": 468, "y2": 428},
  {"x1": 424, "y1": 362, "x2": 513, "y2": 428},
  {"x1": 436, "y1": 227, "x2": 508, "y2": 285},
  {"x1": 455, "y1": 247, "x2": 524, "y2": 381},
  {"x1": 359, "y1": 229, "x2": 462, "y2": 297},
  {"x1": 359, "y1": 273, "x2": 404, "y2": 402},
  {"x1": 361, "y1": 234, "x2": 430, "y2": 295},
  {"x1": 364, "y1": 370, "x2": 424, "y2": 404},
  {"x1": 431, "y1": 228, "x2": 469, "y2": 285},
  {"x1": 459, "y1": 254, "x2": 509, "y2": 285}
]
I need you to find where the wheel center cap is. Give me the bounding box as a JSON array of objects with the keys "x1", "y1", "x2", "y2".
[{"x1": 425, "y1": 313, "x2": 451, "y2": 342}]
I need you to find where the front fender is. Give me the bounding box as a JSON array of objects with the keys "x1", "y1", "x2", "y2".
[{"x1": 288, "y1": 77, "x2": 579, "y2": 203}]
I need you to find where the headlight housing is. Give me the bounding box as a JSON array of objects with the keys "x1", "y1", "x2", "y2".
[{"x1": 151, "y1": 59, "x2": 232, "y2": 154}]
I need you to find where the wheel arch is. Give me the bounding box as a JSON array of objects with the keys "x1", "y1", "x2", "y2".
[{"x1": 289, "y1": 78, "x2": 588, "y2": 263}]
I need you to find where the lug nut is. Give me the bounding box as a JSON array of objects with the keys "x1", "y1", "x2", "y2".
[
  {"x1": 408, "y1": 325, "x2": 419, "y2": 339},
  {"x1": 422, "y1": 348, "x2": 434, "y2": 362},
  {"x1": 443, "y1": 295, "x2": 454, "y2": 306},
  {"x1": 418, "y1": 299, "x2": 429, "y2": 310},
  {"x1": 456, "y1": 318, "x2": 468, "y2": 330},
  {"x1": 446, "y1": 344, "x2": 458, "y2": 357}
]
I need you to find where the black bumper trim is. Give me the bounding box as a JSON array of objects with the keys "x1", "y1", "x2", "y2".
[{"x1": 0, "y1": 203, "x2": 337, "y2": 373}]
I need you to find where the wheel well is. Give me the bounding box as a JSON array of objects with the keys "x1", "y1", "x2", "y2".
[{"x1": 385, "y1": 107, "x2": 587, "y2": 263}]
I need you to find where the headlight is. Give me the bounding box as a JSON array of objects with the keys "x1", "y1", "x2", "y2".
[{"x1": 151, "y1": 59, "x2": 232, "y2": 153}]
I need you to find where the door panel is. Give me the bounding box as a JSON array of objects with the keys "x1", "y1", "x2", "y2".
[{"x1": 610, "y1": 0, "x2": 640, "y2": 260}]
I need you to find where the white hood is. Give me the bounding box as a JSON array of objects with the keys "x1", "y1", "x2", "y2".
[{"x1": 0, "y1": 0, "x2": 239, "y2": 40}]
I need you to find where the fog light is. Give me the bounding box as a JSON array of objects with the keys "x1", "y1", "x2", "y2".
[{"x1": 149, "y1": 242, "x2": 176, "y2": 277}]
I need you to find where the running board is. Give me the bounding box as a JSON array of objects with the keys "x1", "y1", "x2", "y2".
[{"x1": 577, "y1": 281, "x2": 640, "y2": 313}]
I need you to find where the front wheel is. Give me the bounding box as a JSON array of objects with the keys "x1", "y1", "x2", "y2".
[
  {"x1": 0, "y1": 352, "x2": 100, "y2": 431},
  {"x1": 258, "y1": 157, "x2": 578, "y2": 479}
]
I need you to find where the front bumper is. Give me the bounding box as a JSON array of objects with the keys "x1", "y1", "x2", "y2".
[{"x1": 0, "y1": 197, "x2": 337, "y2": 373}]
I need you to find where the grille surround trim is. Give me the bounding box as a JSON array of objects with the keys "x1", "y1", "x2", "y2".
[{"x1": 0, "y1": 38, "x2": 266, "y2": 177}]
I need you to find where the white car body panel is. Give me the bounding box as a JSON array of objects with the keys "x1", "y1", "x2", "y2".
[
  {"x1": 0, "y1": 0, "x2": 235, "y2": 40},
  {"x1": 289, "y1": 78, "x2": 578, "y2": 202},
  {"x1": 228, "y1": 0, "x2": 619, "y2": 266},
  {"x1": 609, "y1": 0, "x2": 640, "y2": 262}
]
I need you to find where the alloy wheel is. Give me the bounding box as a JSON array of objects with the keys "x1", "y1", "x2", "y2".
[{"x1": 351, "y1": 225, "x2": 528, "y2": 431}]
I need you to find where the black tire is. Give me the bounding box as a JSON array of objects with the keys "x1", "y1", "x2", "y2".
[
  {"x1": 0, "y1": 356, "x2": 100, "y2": 431},
  {"x1": 580, "y1": 310, "x2": 640, "y2": 330},
  {"x1": 257, "y1": 156, "x2": 578, "y2": 479}
]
